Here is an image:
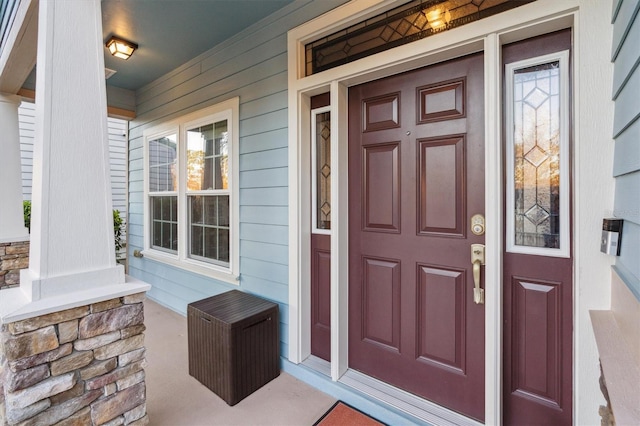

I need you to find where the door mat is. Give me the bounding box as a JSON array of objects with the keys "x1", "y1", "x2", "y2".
[{"x1": 313, "y1": 401, "x2": 385, "y2": 426}]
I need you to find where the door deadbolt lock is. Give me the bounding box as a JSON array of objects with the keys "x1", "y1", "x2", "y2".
[{"x1": 471, "y1": 214, "x2": 485, "y2": 236}]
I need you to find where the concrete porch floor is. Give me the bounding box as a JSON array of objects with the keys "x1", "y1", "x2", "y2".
[{"x1": 144, "y1": 298, "x2": 337, "y2": 425}]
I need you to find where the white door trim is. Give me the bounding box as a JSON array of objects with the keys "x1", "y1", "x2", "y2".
[{"x1": 287, "y1": 1, "x2": 578, "y2": 424}]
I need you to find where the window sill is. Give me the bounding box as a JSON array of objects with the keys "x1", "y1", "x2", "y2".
[
  {"x1": 141, "y1": 249, "x2": 239, "y2": 286},
  {"x1": 590, "y1": 310, "x2": 640, "y2": 425}
]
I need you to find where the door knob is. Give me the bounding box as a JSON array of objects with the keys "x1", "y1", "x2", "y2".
[{"x1": 471, "y1": 244, "x2": 485, "y2": 304}]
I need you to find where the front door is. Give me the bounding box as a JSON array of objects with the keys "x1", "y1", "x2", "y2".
[
  {"x1": 502, "y1": 30, "x2": 573, "y2": 425},
  {"x1": 348, "y1": 53, "x2": 485, "y2": 421}
]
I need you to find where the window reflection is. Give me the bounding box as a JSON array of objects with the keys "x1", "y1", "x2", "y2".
[
  {"x1": 187, "y1": 121, "x2": 228, "y2": 191},
  {"x1": 513, "y1": 62, "x2": 560, "y2": 249},
  {"x1": 315, "y1": 111, "x2": 331, "y2": 230}
]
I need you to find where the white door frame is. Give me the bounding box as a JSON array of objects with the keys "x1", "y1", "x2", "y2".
[{"x1": 287, "y1": 1, "x2": 578, "y2": 423}]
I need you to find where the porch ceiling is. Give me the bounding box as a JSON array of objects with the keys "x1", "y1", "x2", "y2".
[
  {"x1": 101, "y1": 0, "x2": 294, "y2": 91},
  {"x1": 21, "y1": 0, "x2": 293, "y2": 93}
]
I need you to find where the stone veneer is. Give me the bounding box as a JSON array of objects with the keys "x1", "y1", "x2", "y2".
[
  {"x1": 0, "y1": 241, "x2": 29, "y2": 290},
  {"x1": 0, "y1": 293, "x2": 148, "y2": 425}
]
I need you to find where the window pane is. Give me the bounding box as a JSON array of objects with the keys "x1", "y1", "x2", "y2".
[
  {"x1": 188, "y1": 195, "x2": 230, "y2": 266},
  {"x1": 161, "y1": 223, "x2": 172, "y2": 249},
  {"x1": 191, "y1": 225, "x2": 203, "y2": 257},
  {"x1": 218, "y1": 229, "x2": 230, "y2": 263},
  {"x1": 151, "y1": 195, "x2": 178, "y2": 252},
  {"x1": 512, "y1": 61, "x2": 561, "y2": 249},
  {"x1": 191, "y1": 196, "x2": 203, "y2": 225},
  {"x1": 187, "y1": 120, "x2": 229, "y2": 191},
  {"x1": 315, "y1": 111, "x2": 331, "y2": 230},
  {"x1": 218, "y1": 196, "x2": 229, "y2": 227},
  {"x1": 204, "y1": 228, "x2": 218, "y2": 261},
  {"x1": 153, "y1": 221, "x2": 162, "y2": 248},
  {"x1": 149, "y1": 136, "x2": 177, "y2": 192},
  {"x1": 204, "y1": 196, "x2": 218, "y2": 225}
]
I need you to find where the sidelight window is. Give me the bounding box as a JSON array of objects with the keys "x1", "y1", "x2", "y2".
[
  {"x1": 505, "y1": 51, "x2": 570, "y2": 257},
  {"x1": 312, "y1": 107, "x2": 331, "y2": 233}
]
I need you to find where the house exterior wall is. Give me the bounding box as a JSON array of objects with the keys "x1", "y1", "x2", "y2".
[
  {"x1": 126, "y1": 0, "x2": 620, "y2": 424},
  {"x1": 611, "y1": 0, "x2": 640, "y2": 299},
  {"x1": 127, "y1": 0, "x2": 348, "y2": 358}
]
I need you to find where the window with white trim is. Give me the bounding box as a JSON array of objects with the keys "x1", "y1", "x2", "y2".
[
  {"x1": 143, "y1": 98, "x2": 240, "y2": 282},
  {"x1": 505, "y1": 52, "x2": 570, "y2": 258}
]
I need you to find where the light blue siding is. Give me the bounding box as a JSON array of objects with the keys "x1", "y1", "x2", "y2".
[
  {"x1": 612, "y1": 11, "x2": 640, "y2": 97},
  {"x1": 239, "y1": 223, "x2": 288, "y2": 246},
  {"x1": 127, "y1": 0, "x2": 348, "y2": 356},
  {"x1": 611, "y1": 0, "x2": 640, "y2": 60},
  {"x1": 611, "y1": 1, "x2": 640, "y2": 298},
  {"x1": 240, "y1": 187, "x2": 288, "y2": 206},
  {"x1": 240, "y1": 128, "x2": 289, "y2": 154},
  {"x1": 240, "y1": 168, "x2": 289, "y2": 188},
  {"x1": 240, "y1": 148, "x2": 288, "y2": 170},
  {"x1": 612, "y1": 65, "x2": 640, "y2": 136},
  {"x1": 240, "y1": 206, "x2": 288, "y2": 226},
  {"x1": 613, "y1": 118, "x2": 640, "y2": 176},
  {"x1": 241, "y1": 240, "x2": 288, "y2": 265},
  {"x1": 614, "y1": 173, "x2": 640, "y2": 222}
]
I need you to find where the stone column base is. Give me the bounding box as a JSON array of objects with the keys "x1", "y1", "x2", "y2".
[
  {"x1": 0, "y1": 241, "x2": 29, "y2": 290},
  {"x1": 0, "y1": 293, "x2": 149, "y2": 425}
]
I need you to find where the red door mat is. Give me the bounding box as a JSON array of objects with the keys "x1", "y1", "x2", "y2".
[{"x1": 314, "y1": 401, "x2": 385, "y2": 426}]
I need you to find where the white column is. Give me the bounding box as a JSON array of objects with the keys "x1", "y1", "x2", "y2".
[
  {"x1": 0, "y1": 94, "x2": 30, "y2": 243},
  {"x1": 20, "y1": 0, "x2": 124, "y2": 301}
]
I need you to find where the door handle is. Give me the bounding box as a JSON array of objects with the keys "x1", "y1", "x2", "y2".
[{"x1": 471, "y1": 244, "x2": 485, "y2": 304}]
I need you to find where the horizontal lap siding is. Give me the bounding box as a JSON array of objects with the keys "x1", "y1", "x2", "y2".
[
  {"x1": 611, "y1": 0, "x2": 640, "y2": 298},
  {"x1": 18, "y1": 101, "x2": 35, "y2": 200},
  {"x1": 18, "y1": 102, "x2": 129, "y2": 236},
  {"x1": 127, "y1": 0, "x2": 349, "y2": 356}
]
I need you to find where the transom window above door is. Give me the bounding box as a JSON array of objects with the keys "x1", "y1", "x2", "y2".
[
  {"x1": 305, "y1": 0, "x2": 536, "y2": 76},
  {"x1": 143, "y1": 98, "x2": 240, "y2": 283}
]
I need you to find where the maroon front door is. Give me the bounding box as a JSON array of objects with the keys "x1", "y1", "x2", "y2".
[
  {"x1": 311, "y1": 93, "x2": 332, "y2": 362},
  {"x1": 502, "y1": 30, "x2": 573, "y2": 426},
  {"x1": 348, "y1": 53, "x2": 485, "y2": 421}
]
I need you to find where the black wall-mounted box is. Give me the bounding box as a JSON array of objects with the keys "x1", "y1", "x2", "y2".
[{"x1": 601, "y1": 218, "x2": 623, "y2": 256}]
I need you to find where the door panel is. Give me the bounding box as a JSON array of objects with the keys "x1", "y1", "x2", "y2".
[
  {"x1": 502, "y1": 30, "x2": 573, "y2": 425},
  {"x1": 511, "y1": 276, "x2": 562, "y2": 407},
  {"x1": 349, "y1": 53, "x2": 485, "y2": 421},
  {"x1": 417, "y1": 265, "x2": 465, "y2": 372},
  {"x1": 362, "y1": 256, "x2": 401, "y2": 350},
  {"x1": 311, "y1": 236, "x2": 331, "y2": 361},
  {"x1": 311, "y1": 93, "x2": 331, "y2": 362},
  {"x1": 363, "y1": 143, "x2": 400, "y2": 232},
  {"x1": 418, "y1": 136, "x2": 465, "y2": 235}
]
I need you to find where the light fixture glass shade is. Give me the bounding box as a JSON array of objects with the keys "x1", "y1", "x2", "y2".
[{"x1": 106, "y1": 36, "x2": 137, "y2": 60}]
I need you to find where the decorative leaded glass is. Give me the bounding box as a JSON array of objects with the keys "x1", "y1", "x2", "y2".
[
  {"x1": 305, "y1": 0, "x2": 535, "y2": 75},
  {"x1": 315, "y1": 111, "x2": 331, "y2": 230},
  {"x1": 513, "y1": 61, "x2": 561, "y2": 249}
]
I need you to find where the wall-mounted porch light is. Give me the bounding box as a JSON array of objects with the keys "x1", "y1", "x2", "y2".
[{"x1": 106, "y1": 36, "x2": 138, "y2": 60}]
